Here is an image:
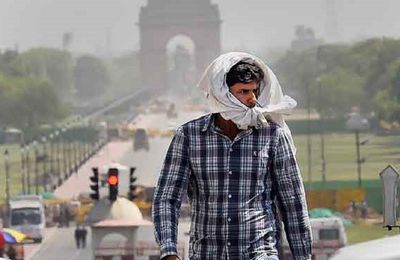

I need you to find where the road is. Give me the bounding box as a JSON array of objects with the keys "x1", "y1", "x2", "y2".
[
  {"x1": 26, "y1": 108, "x2": 205, "y2": 259},
  {"x1": 30, "y1": 227, "x2": 92, "y2": 260},
  {"x1": 24, "y1": 141, "x2": 132, "y2": 259}
]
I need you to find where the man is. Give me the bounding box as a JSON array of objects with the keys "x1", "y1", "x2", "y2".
[
  {"x1": 80, "y1": 225, "x2": 88, "y2": 248},
  {"x1": 152, "y1": 52, "x2": 312, "y2": 260},
  {"x1": 74, "y1": 224, "x2": 81, "y2": 249}
]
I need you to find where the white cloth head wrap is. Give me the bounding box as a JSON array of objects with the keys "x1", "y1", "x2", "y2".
[{"x1": 197, "y1": 52, "x2": 297, "y2": 150}]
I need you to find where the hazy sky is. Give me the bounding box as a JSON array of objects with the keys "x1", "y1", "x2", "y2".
[{"x1": 1, "y1": 0, "x2": 399, "y2": 56}]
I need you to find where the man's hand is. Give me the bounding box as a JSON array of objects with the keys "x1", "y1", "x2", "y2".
[{"x1": 163, "y1": 255, "x2": 179, "y2": 260}]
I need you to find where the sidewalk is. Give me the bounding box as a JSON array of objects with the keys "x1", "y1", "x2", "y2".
[{"x1": 54, "y1": 141, "x2": 131, "y2": 199}]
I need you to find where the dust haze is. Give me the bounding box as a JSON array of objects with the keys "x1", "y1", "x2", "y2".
[{"x1": 1, "y1": 0, "x2": 399, "y2": 57}]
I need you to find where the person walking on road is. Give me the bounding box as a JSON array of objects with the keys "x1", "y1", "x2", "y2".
[
  {"x1": 74, "y1": 225, "x2": 81, "y2": 249},
  {"x1": 152, "y1": 52, "x2": 312, "y2": 260}
]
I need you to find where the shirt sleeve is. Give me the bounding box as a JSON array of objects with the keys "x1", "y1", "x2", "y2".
[
  {"x1": 272, "y1": 128, "x2": 312, "y2": 260},
  {"x1": 152, "y1": 127, "x2": 191, "y2": 259}
]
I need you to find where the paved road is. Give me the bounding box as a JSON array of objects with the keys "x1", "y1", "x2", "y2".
[
  {"x1": 26, "y1": 109, "x2": 205, "y2": 259},
  {"x1": 121, "y1": 110, "x2": 205, "y2": 187},
  {"x1": 25, "y1": 141, "x2": 131, "y2": 259},
  {"x1": 30, "y1": 227, "x2": 92, "y2": 260},
  {"x1": 120, "y1": 137, "x2": 171, "y2": 187},
  {"x1": 54, "y1": 141, "x2": 132, "y2": 199}
]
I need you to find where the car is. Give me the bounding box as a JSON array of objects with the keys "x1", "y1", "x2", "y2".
[{"x1": 133, "y1": 128, "x2": 150, "y2": 151}]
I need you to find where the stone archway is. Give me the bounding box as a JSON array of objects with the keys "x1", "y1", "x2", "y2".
[
  {"x1": 138, "y1": 0, "x2": 221, "y2": 92},
  {"x1": 166, "y1": 34, "x2": 196, "y2": 94}
]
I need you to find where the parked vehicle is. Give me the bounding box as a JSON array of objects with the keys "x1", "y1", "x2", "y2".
[
  {"x1": 9, "y1": 195, "x2": 46, "y2": 243},
  {"x1": 282, "y1": 217, "x2": 347, "y2": 260}
]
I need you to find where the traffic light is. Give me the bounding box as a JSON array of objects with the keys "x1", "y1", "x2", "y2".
[
  {"x1": 128, "y1": 167, "x2": 137, "y2": 200},
  {"x1": 108, "y1": 168, "x2": 119, "y2": 201},
  {"x1": 89, "y1": 167, "x2": 100, "y2": 200}
]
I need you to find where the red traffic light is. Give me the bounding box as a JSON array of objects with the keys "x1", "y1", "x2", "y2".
[{"x1": 108, "y1": 175, "x2": 119, "y2": 185}]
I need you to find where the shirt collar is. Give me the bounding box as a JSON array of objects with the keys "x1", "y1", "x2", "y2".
[
  {"x1": 201, "y1": 113, "x2": 258, "y2": 136},
  {"x1": 201, "y1": 113, "x2": 215, "y2": 132}
]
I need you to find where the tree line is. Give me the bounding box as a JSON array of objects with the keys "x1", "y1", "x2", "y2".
[
  {"x1": 0, "y1": 47, "x2": 141, "y2": 130},
  {"x1": 274, "y1": 37, "x2": 400, "y2": 124},
  {"x1": 2, "y1": 38, "x2": 399, "y2": 130}
]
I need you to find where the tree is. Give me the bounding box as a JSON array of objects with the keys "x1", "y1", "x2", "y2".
[
  {"x1": 373, "y1": 59, "x2": 400, "y2": 122},
  {"x1": 274, "y1": 38, "x2": 400, "y2": 121},
  {"x1": 74, "y1": 55, "x2": 109, "y2": 100},
  {"x1": 0, "y1": 72, "x2": 67, "y2": 129},
  {"x1": 103, "y1": 51, "x2": 143, "y2": 100},
  {"x1": 12, "y1": 48, "x2": 74, "y2": 98},
  {"x1": 310, "y1": 69, "x2": 365, "y2": 118}
]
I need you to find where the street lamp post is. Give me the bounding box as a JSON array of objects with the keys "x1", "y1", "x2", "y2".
[
  {"x1": 26, "y1": 144, "x2": 31, "y2": 194},
  {"x1": 67, "y1": 136, "x2": 72, "y2": 177},
  {"x1": 4, "y1": 149, "x2": 11, "y2": 208},
  {"x1": 49, "y1": 133, "x2": 54, "y2": 180},
  {"x1": 346, "y1": 110, "x2": 369, "y2": 187},
  {"x1": 61, "y1": 128, "x2": 67, "y2": 180},
  {"x1": 41, "y1": 136, "x2": 48, "y2": 192},
  {"x1": 316, "y1": 77, "x2": 326, "y2": 182},
  {"x1": 305, "y1": 82, "x2": 312, "y2": 190},
  {"x1": 33, "y1": 141, "x2": 39, "y2": 195},
  {"x1": 54, "y1": 130, "x2": 61, "y2": 186},
  {"x1": 20, "y1": 144, "x2": 26, "y2": 194},
  {"x1": 74, "y1": 137, "x2": 78, "y2": 173}
]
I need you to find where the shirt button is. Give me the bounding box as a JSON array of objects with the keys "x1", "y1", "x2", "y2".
[
  {"x1": 228, "y1": 194, "x2": 232, "y2": 198},
  {"x1": 228, "y1": 171, "x2": 232, "y2": 175},
  {"x1": 229, "y1": 148, "x2": 233, "y2": 152},
  {"x1": 227, "y1": 217, "x2": 231, "y2": 222},
  {"x1": 227, "y1": 242, "x2": 231, "y2": 246}
]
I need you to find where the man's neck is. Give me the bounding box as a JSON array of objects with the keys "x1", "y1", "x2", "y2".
[{"x1": 214, "y1": 114, "x2": 241, "y2": 141}]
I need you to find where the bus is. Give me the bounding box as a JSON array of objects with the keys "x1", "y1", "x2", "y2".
[{"x1": 9, "y1": 195, "x2": 46, "y2": 243}]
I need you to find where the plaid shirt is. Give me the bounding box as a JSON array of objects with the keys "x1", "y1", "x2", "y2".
[{"x1": 152, "y1": 114, "x2": 312, "y2": 260}]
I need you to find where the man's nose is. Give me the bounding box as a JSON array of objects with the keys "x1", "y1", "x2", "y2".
[{"x1": 248, "y1": 93, "x2": 257, "y2": 107}]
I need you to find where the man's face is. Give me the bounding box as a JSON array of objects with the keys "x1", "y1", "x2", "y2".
[{"x1": 229, "y1": 81, "x2": 259, "y2": 108}]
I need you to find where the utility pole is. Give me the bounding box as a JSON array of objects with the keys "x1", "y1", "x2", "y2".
[
  {"x1": 4, "y1": 150, "x2": 10, "y2": 208},
  {"x1": 33, "y1": 141, "x2": 39, "y2": 195},
  {"x1": 26, "y1": 144, "x2": 31, "y2": 194},
  {"x1": 20, "y1": 145, "x2": 26, "y2": 194},
  {"x1": 306, "y1": 83, "x2": 312, "y2": 190},
  {"x1": 41, "y1": 136, "x2": 48, "y2": 192},
  {"x1": 317, "y1": 78, "x2": 326, "y2": 182},
  {"x1": 355, "y1": 130, "x2": 362, "y2": 187}
]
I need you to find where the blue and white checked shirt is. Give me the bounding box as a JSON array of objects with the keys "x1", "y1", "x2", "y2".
[{"x1": 152, "y1": 114, "x2": 312, "y2": 260}]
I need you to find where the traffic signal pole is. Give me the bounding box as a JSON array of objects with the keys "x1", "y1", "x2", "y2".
[{"x1": 89, "y1": 167, "x2": 100, "y2": 200}]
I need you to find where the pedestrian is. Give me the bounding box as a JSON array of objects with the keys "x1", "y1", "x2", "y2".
[
  {"x1": 351, "y1": 200, "x2": 358, "y2": 219},
  {"x1": 80, "y1": 225, "x2": 87, "y2": 249},
  {"x1": 361, "y1": 200, "x2": 368, "y2": 219},
  {"x1": 74, "y1": 225, "x2": 81, "y2": 249},
  {"x1": 152, "y1": 52, "x2": 312, "y2": 260}
]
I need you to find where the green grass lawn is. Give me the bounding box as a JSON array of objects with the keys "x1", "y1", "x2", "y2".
[
  {"x1": 294, "y1": 133, "x2": 400, "y2": 183},
  {"x1": 346, "y1": 222, "x2": 399, "y2": 245},
  {"x1": 0, "y1": 132, "x2": 399, "y2": 202},
  {"x1": 0, "y1": 142, "x2": 87, "y2": 202}
]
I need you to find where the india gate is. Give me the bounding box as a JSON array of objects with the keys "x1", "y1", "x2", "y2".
[{"x1": 138, "y1": 0, "x2": 221, "y2": 92}]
